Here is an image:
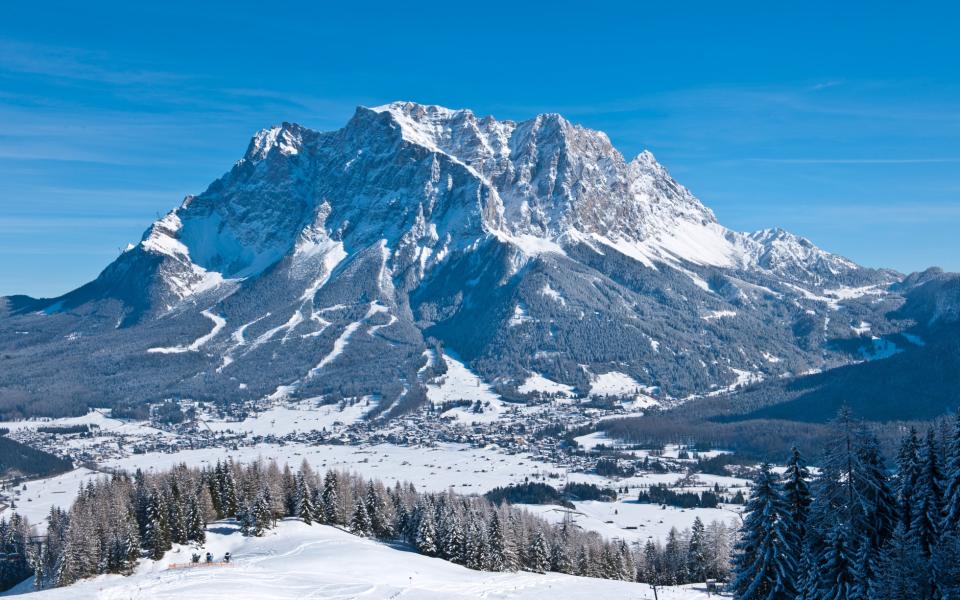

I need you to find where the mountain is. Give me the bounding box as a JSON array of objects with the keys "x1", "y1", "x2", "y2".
[
  {"x1": 0, "y1": 101, "x2": 924, "y2": 420},
  {"x1": 724, "y1": 268, "x2": 960, "y2": 423}
]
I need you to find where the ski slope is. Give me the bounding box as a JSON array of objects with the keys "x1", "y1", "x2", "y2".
[{"x1": 4, "y1": 520, "x2": 716, "y2": 599}]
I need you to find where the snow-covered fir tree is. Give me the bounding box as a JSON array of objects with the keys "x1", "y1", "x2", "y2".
[{"x1": 731, "y1": 463, "x2": 797, "y2": 600}]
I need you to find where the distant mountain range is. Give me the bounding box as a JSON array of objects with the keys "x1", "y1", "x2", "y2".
[{"x1": 1, "y1": 102, "x2": 955, "y2": 421}]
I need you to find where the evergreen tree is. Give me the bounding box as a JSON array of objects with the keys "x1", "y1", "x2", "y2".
[
  {"x1": 349, "y1": 498, "x2": 372, "y2": 537},
  {"x1": 466, "y1": 519, "x2": 488, "y2": 571},
  {"x1": 187, "y1": 495, "x2": 206, "y2": 544},
  {"x1": 663, "y1": 527, "x2": 686, "y2": 584},
  {"x1": 820, "y1": 524, "x2": 855, "y2": 600},
  {"x1": 252, "y1": 494, "x2": 271, "y2": 536},
  {"x1": 731, "y1": 464, "x2": 797, "y2": 600},
  {"x1": 143, "y1": 491, "x2": 170, "y2": 560},
  {"x1": 850, "y1": 530, "x2": 879, "y2": 600},
  {"x1": 869, "y1": 523, "x2": 926, "y2": 600},
  {"x1": 294, "y1": 473, "x2": 314, "y2": 525},
  {"x1": 782, "y1": 447, "x2": 811, "y2": 540},
  {"x1": 616, "y1": 539, "x2": 635, "y2": 581},
  {"x1": 931, "y1": 531, "x2": 960, "y2": 599},
  {"x1": 687, "y1": 516, "x2": 708, "y2": 582},
  {"x1": 321, "y1": 471, "x2": 341, "y2": 525},
  {"x1": 912, "y1": 428, "x2": 945, "y2": 556},
  {"x1": 941, "y1": 413, "x2": 960, "y2": 534},
  {"x1": 577, "y1": 544, "x2": 594, "y2": 578},
  {"x1": 551, "y1": 521, "x2": 574, "y2": 574},
  {"x1": 486, "y1": 512, "x2": 506, "y2": 571},
  {"x1": 527, "y1": 531, "x2": 550, "y2": 574},
  {"x1": 221, "y1": 465, "x2": 239, "y2": 519},
  {"x1": 795, "y1": 545, "x2": 820, "y2": 600},
  {"x1": 365, "y1": 482, "x2": 391, "y2": 539},
  {"x1": 894, "y1": 428, "x2": 922, "y2": 532},
  {"x1": 415, "y1": 507, "x2": 438, "y2": 556},
  {"x1": 166, "y1": 488, "x2": 187, "y2": 545},
  {"x1": 853, "y1": 432, "x2": 897, "y2": 551}
]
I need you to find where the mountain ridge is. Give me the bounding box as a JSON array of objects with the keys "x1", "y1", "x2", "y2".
[{"x1": 0, "y1": 102, "x2": 934, "y2": 420}]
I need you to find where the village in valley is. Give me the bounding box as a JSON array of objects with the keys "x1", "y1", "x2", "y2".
[{"x1": 1, "y1": 365, "x2": 751, "y2": 559}]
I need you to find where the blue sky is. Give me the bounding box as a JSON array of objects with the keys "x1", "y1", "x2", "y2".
[{"x1": 1, "y1": 1, "x2": 958, "y2": 297}]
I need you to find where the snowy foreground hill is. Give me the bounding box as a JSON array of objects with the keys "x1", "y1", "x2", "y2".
[
  {"x1": 3, "y1": 520, "x2": 711, "y2": 600},
  {"x1": 1, "y1": 100, "x2": 927, "y2": 419}
]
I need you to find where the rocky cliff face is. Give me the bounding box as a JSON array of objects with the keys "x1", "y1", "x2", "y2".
[{"x1": 0, "y1": 102, "x2": 910, "y2": 417}]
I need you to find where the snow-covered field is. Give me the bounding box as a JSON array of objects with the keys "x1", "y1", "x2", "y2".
[
  {"x1": 517, "y1": 372, "x2": 575, "y2": 396},
  {"x1": 200, "y1": 398, "x2": 375, "y2": 436},
  {"x1": 426, "y1": 353, "x2": 506, "y2": 423},
  {"x1": 0, "y1": 409, "x2": 164, "y2": 437},
  {"x1": 100, "y1": 442, "x2": 556, "y2": 496},
  {"x1": 5, "y1": 468, "x2": 102, "y2": 534},
  {"x1": 2, "y1": 520, "x2": 717, "y2": 599},
  {"x1": 522, "y1": 500, "x2": 740, "y2": 546}
]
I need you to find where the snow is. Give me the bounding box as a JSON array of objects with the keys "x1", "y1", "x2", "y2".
[
  {"x1": 589, "y1": 371, "x2": 641, "y2": 397},
  {"x1": 0, "y1": 408, "x2": 160, "y2": 437},
  {"x1": 297, "y1": 239, "x2": 347, "y2": 302},
  {"x1": 6, "y1": 519, "x2": 714, "y2": 600},
  {"x1": 266, "y1": 384, "x2": 298, "y2": 401},
  {"x1": 147, "y1": 310, "x2": 226, "y2": 354},
  {"x1": 368, "y1": 313, "x2": 397, "y2": 337},
  {"x1": 589, "y1": 222, "x2": 743, "y2": 274},
  {"x1": 699, "y1": 368, "x2": 764, "y2": 398},
  {"x1": 95, "y1": 442, "x2": 549, "y2": 497},
  {"x1": 517, "y1": 373, "x2": 575, "y2": 396},
  {"x1": 492, "y1": 230, "x2": 567, "y2": 258},
  {"x1": 852, "y1": 321, "x2": 872, "y2": 335},
  {"x1": 200, "y1": 399, "x2": 374, "y2": 437},
  {"x1": 308, "y1": 303, "x2": 388, "y2": 377},
  {"x1": 508, "y1": 303, "x2": 531, "y2": 326},
  {"x1": 653, "y1": 220, "x2": 741, "y2": 269},
  {"x1": 246, "y1": 124, "x2": 302, "y2": 161},
  {"x1": 249, "y1": 310, "x2": 303, "y2": 350},
  {"x1": 231, "y1": 314, "x2": 270, "y2": 345},
  {"x1": 586, "y1": 371, "x2": 658, "y2": 410},
  {"x1": 426, "y1": 353, "x2": 505, "y2": 423},
  {"x1": 701, "y1": 310, "x2": 737, "y2": 321},
  {"x1": 311, "y1": 321, "x2": 364, "y2": 373},
  {"x1": 540, "y1": 283, "x2": 565, "y2": 305},
  {"x1": 573, "y1": 431, "x2": 615, "y2": 451},
  {"x1": 524, "y1": 500, "x2": 740, "y2": 549},
  {"x1": 591, "y1": 233, "x2": 657, "y2": 268},
  {"x1": 823, "y1": 284, "x2": 886, "y2": 301},
  {"x1": 782, "y1": 282, "x2": 844, "y2": 310},
  {"x1": 1, "y1": 468, "x2": 102, "y2": 533}
]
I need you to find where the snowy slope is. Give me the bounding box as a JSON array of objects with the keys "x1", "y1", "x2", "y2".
[{"x1": 4, "y1": 520, "x2": 714, "y2": 600}]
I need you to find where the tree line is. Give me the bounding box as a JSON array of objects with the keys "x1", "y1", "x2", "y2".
[
  {"x1": 732, "y1": 409, "x2": 960, "y2": 599},
  {"x1": 1, "y1": 457, "x2": 737, "y2": 592}
]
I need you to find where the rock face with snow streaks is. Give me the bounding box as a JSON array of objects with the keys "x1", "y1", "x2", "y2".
[{"x1": 0, "y1": 102, "x2": 914, "y2": 417}]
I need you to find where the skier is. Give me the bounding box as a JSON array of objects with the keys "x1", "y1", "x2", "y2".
[
  {"x1": 224, "y1": 552, "x2": 231, "y2": 563},
  {"x1": 205, "y1": 552, "x2": 213, "y2": 563}
]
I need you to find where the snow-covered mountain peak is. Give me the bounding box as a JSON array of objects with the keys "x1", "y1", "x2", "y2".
[
  {"x1": 242, "y1": 122, "x2": 307, "y2": 163},
  {"x1": 2, "y1": 101, "x2": 911, "y2": 414},
  {"x1": 727, "y1": 226, "x2": 865, "y2": 284}
]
